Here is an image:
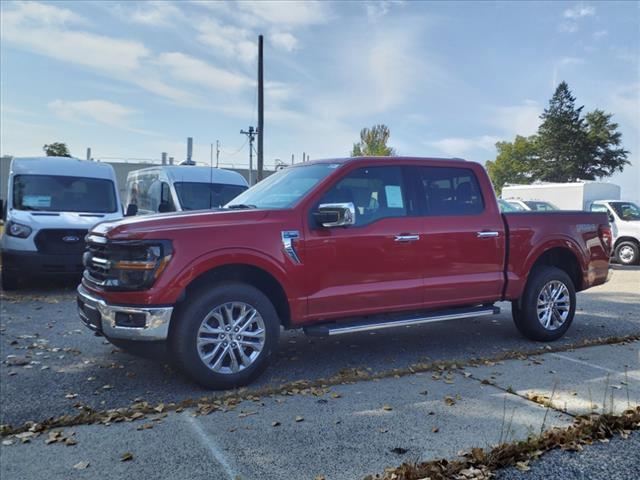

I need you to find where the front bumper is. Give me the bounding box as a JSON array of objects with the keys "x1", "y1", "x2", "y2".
[
  {"x1": 77, "y1": 285, "x2": 173, "y2": 341},
  {"x1": 2, "y1": 249, "x2": 83, "y2": 276}
]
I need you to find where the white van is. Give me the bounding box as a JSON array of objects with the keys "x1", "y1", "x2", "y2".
[
  {"x1": 1, "y1": 157, "x2": 123, "y2": 289},
  {"x1": 590, "y1": 200, "x2": 640, "y2": 265},
  {"x1": 124, "y1": 165, "x2": 248, "y2": 215}
]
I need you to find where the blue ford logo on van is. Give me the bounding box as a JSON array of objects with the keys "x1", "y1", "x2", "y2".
[{"x1": 62, "y1": 235, "x2": 81, "y2": 243}]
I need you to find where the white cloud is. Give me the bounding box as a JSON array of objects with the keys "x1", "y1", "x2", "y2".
[
  {"x1": 2, "y1": 3, "x2": 149, "y2": 74},
  {"x1": 49, "y1": 99, "x2": 136, "y2": 126},
  {"x1": 426, "y1": 136, "x2": 500, "y2": 157},
  {"x1": 155, "y1": 52, "x2": 255, "y2": 92},
  {"x1": 270, "y1": 32, "x2": 298, "y2": 52},
  {"x1": 564, "y1": 4, "x2": 596, "y2": 19},
  {"x1": 117, "y1": 1, "x2": 183, "y2": 26},
  {"x1": 492, "y1": 101, "x2": 541, "y2": 137},
  {"x1": 195, "y1": 18, "x2": 257, "y2": 64},
  {"x1": 237, "y1": 1, "x2": 331, "y2": 27},
  {"x1": 364, "y1": 1, "x2": 404, "y2": 20}
]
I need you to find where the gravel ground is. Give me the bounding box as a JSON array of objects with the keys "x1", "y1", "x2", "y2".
[
  {"x1": 496, "y1": 430, "x2": 640, "y2": 480},
  {"x1": 1, "y1": 266, "x2": 639, "y2": 428}
]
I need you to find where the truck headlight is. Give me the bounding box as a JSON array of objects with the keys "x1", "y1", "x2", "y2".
[
  {"x1": 84, "y1": 239, "x2": 172, "y2": 291},
  {"x1": 6, "y1": 221, "x2": 32, "y2": 238}
]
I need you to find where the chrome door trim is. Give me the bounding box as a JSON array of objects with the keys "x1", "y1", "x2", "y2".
[
  {"x1": 281, "y1": 230, "x2": 302, "y2": 264},
  {"x1": 476, "y1": 231, "x2": 500, "y2": 238},
  {"x1": 394, "y1": 234, "x2": 420, "y2": 242}
]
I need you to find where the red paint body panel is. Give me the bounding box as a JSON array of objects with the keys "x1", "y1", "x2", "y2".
[{"x1": 82, "y1": 157, "x2": 611, "y2": 328}]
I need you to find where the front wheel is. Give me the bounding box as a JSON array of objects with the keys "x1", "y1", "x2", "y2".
[
  {"x1": 170, "y1": 282, "x2": 280, "y2": 389},
  {"x1": 512, "y1": 266, "x2": 576, "y2": 342},
  {"x1": 614, "y1": 241, "x2": 639, "y2": 266}
]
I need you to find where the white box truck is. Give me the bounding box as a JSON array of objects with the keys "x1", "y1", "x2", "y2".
[{"x1": 502, "y1": 181, "x2": 621, "y2": 211}]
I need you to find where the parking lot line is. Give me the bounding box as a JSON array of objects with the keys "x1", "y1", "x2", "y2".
[
  {"x1": 550, "y1": 352, "x2": 622, "y2": 374},
  {"x1": 183, "y1": 414, "x2": 239, "y2": 480}
]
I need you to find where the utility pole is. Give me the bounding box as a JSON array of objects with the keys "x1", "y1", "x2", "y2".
[
  {"x1": 257, "y1": 34, "x2": 264, "y2": 182},
  {"x1": 216, "y1": 140, "x2": 220, "y2": 168},
  {"x1": 240, "y1": 126, "x2": 258, "y2": 185}
]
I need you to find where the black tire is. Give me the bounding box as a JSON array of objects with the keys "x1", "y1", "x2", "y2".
[
  {"x1": 169, "y1": 282, "x2": 280, "y2": 389},
  {"x1": 614, "y1": 241, "x2": 639, "y2": 266},
  {"x1": 512, "y1": 266, "x2": 576, "y2": 342},
  {"x1": 1, "y1": 271, "x2": 19, "y2": 290},
  {"x1": 106, "y1": 338, "x2": 167, "y2": 361}
]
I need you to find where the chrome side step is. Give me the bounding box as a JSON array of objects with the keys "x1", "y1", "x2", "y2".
[{"x1": 304, "y1": 305, "x2": 499, "y2": 337}]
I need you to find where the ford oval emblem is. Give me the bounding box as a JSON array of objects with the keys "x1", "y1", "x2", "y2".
[{"x1": 62, "y1": 235, "x2": 81, "y2": 243}]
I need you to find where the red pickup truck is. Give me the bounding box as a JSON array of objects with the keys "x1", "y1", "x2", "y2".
[{"x1": 77, "y1": 157, "x2": 611, "y2": 389}]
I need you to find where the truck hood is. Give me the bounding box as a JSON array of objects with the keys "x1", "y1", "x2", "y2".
[
  {"x1": 8, "y1": 209, "x2": 123, "y2": 230},
  {"x1": 91, "y1": 209, "x2": 271, "y2": 240}
]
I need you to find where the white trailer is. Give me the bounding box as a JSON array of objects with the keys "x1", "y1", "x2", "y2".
[{"x1": 502, "y1": 181, "x2": 621, "y2": 211}]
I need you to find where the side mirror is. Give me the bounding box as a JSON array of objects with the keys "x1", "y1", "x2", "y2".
[
  {"x1": 313, "y1": 202, "x2": 356, "y2": 228},
  {"x1": 608, "y1": 213, "x2": 615, "y2": 224},
  {"x1": 125, "y1": 204, "x2": 138, "y2": 216}
]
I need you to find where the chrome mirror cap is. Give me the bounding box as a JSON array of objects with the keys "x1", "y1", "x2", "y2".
[{"x1": 316, "y1": 202, "x2": 356, "y2": 227}]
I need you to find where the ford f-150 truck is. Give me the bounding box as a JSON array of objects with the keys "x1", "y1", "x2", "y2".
[{"x1": 77, "y1": 157, "x2": 611, "y2": 389}]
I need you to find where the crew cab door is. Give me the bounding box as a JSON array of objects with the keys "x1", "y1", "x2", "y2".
[
  {"x1": 414, "y1": 165, "x2": 505, "y2": 308},
  {"x1": 303, "y1": 165, "x2": 424, "y2": 319}
]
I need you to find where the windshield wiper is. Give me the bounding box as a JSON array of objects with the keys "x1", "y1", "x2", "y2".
[{"x1": 225, "y1": 204, "x2": 257, "y2": 210}]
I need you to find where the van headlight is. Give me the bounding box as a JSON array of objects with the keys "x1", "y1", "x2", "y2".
[{"x1": 6, "y1": 221, "x2": 32, "y2": 238}]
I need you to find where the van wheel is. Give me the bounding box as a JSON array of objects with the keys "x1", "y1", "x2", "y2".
[
  {"x1": 614, "y1": 241, "x2": 639, "y2": 266},
  {"x1": 512, "y1": 266, "x2": 576, "y2": 342},
  {"x1": 170, "y1": 282, "x2": 280, "y2": 389},
  {"x1": 1, "y1": 271, "x2": 19, "y2": 290}
]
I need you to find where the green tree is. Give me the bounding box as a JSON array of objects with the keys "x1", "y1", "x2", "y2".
[
  {"x1": 535, "y1": 82, "x2": 629, "y2": 181},
  {"x1": 582, "y1": 109, "x2": 630, "y2": 179},
  {"x1": 351, "y1": 124, "x2": 396, "y2": 156},
  {"x1": 486, "y1": 135, "x2": 537, "y2": 195},
  {"x1": 43, "y1": 142, "x2": 71, "y2": 157}
]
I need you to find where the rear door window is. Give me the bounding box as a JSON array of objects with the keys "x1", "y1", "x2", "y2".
[{"x1": 417, "y1": 167, "x2": 484, "y2": 216}]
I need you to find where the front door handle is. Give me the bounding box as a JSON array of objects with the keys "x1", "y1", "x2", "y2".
[
  {"x1": 395, "y1": 234, "x2": 420, "y2": 242},
  {"x1": 477, "y1": 231, "x2": 500, "y2": 238}
]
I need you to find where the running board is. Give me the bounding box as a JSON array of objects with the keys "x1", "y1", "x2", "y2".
[{"x1": 303, "y1": 305, "x2": 500, "y2": 337}]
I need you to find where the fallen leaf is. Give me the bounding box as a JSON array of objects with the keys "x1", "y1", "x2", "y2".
[
  {"x1": 444, "y1": 396, "x2": 456, "y2": 406},
  {"x1": 432, "y1": 426, "x2": 439, "y2": 433},
  {"x1": 73, "y1": 461, "x2": 89, "y2": 470},
  {"x1": 382, "y1": 404, "x2": 393, "y2": 411},
  {"x1": 390, "y1": 447, "x2": 408, "y2": 455},
  {"x1": 295, "y1": 416, "x2": 304, "y2": 422},
  {"x1": 271, "y1": 421, "x2": 281, "y2": 427},
  {"x1": 65, "y1": 437, "x2": 78, "y2": 446},
  {"x1": 515, "y1": 461, "x2": 530, "y2": 472},
  {"x1": 121, "y1": 452, "x2": 134, "y2": 462}
]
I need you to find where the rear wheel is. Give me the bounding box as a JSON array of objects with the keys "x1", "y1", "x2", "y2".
[
  {"x1": 512, "y1": 266, "x2": 576, "y2": 342},
  {"x1": 614, "y1": 241, "x2": 639, "y2": 266},
  {"x1": 170, "y1": 282, "x2": 280, "y2": 389}
]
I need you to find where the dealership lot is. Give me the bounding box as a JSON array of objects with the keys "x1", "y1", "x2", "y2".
[{"x1": 1, "y1": 266, "x2": 638, "y2": 479}]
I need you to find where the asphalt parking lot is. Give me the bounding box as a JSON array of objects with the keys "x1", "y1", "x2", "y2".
[{"x1": 1, "y1": 265, "x2": 639, "y2": 479}]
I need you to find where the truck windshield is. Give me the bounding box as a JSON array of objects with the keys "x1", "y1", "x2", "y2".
[
  {"x1": 12, "y1": 174, "x2": 117, "y2": 213},
  {"x1": 174, "y1": 182, "x2": 247, "y2": 210},
  {"x1": 225, "y1": 163, "x2": 340, "y2": 209},
  {"x1": 610, "y1": 201, "x2": 640, "y2": 221}
]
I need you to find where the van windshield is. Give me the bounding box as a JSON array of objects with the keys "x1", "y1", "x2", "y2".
[
  {"x1": 610, "y1": 201, "x2": 640, "y2": 221},
  {"x1": 174, "y1": 182, "x2": 248, "y2": 210},
  {"x1": 12, "y1": 174, "x2": 117, "y2": 213}
]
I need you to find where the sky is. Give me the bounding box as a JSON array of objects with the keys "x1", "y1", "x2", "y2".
[{"x1": 1, "y1": 0, "x2": 639, "y2": 200}]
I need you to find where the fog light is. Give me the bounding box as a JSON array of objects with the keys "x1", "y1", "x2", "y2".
[{"x1": 115, "y1": 312, "x2": 146, "y2": 328}]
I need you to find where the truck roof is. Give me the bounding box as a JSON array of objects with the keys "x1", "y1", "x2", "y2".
[
  {"x1": 305, "y1": 156, "x2": 468, "y2": 166},
  {"x1": 10, "y1": 157, "x2": 117, "y2": 180},
  {"x1": 128, "y1": 165, "x2": 248, "y2": 186}
]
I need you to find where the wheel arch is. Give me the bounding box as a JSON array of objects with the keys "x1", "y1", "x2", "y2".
[
  {"x1": 613, "y1": 236, "x2": 639, "y2": 249},
  {"x1": 173, "y1": 263, "x2": 292, "y2": 329},
  {"x1": 528, "y1": 246, "x2": 583, "y2": 292}
]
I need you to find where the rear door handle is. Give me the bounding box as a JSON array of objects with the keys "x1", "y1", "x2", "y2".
[
  {"x1": 477, "y1": 231, "x2": 500, "y2": 238},
  {"x1": 395, "y1": 234, "x2": 420, "y2": 242}
]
